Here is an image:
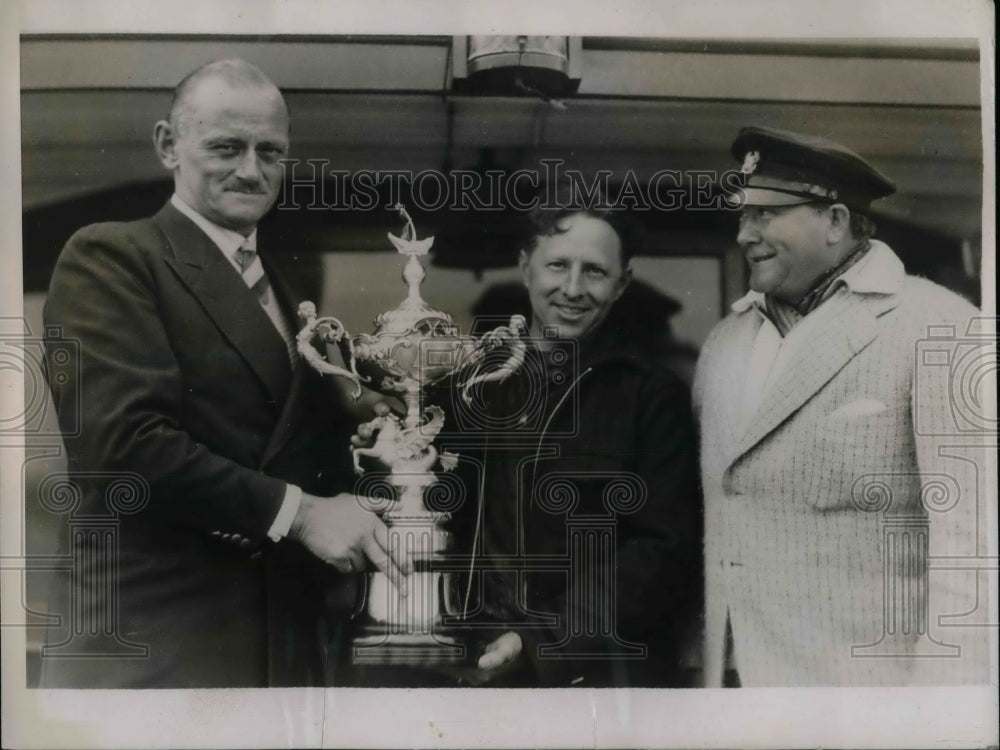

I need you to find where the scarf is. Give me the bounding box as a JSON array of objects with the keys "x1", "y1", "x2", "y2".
[{"x1": 763, "y1": 239, "x2": 871, "y2": 336}]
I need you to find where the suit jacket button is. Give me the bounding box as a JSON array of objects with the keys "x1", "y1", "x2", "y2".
[
  {"x1": 231, "y1": 533, "x2": 242, "y2": 544},
  {"x1": 221, "y1": 533, "x2": 231, "y2": 542},
  {"x1": 210, "y1": 530, "x2": 221, "y2": 537},
  {"x1": 240, "y1": 537, "x2": 253, "y2": 549},
  {"x1": 250, "y1": 551, "x2": 263, "y2": 561}
]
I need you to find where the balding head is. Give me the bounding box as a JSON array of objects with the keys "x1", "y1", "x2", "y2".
[{"x1": 168, "y1": 58, "x2": 288, "y2": 136}]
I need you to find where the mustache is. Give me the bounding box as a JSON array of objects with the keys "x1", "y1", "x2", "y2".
[{"x1": 224, "y1": 180, "x2": 269, "y2": 194}]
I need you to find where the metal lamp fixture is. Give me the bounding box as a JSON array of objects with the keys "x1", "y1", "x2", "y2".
[{"x1": 450, "y1": 35, "x2": 582, "y2": 99}]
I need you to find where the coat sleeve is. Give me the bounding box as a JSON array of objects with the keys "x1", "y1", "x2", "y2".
[
  {"x1": 618, "y1": 373, "x2": 703, "y2": 641},
  {"x1": 43, "y1": 223, "x2": 287, "y2": 540}
]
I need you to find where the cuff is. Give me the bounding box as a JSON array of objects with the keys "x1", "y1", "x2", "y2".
[{"x1": 267, "y1": 483, "x2": 303, "y2": 542}]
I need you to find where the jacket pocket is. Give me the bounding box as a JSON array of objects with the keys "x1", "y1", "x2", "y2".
[{"x1": 806, "y1": 400, "x2": 914, "y2": 511}]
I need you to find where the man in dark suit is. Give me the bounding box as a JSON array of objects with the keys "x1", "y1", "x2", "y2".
[{"x1": 40, "y1": 58, "x2": 408, "y2": 687}]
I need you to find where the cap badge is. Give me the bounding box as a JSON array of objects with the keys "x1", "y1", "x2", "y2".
[{"x1": 740, "y1": 150, "x2": 760, "y2": 175}]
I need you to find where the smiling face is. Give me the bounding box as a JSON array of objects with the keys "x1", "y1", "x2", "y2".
[
  {"x1": 519, "y1": 212, "x2": 631, "y2": 342},
  {"x1": 737, "y1": 203, "x2": 840, "y2": 303},
  {"x1": 154, "y1": 76, "x2": 289, "y2": 235}
]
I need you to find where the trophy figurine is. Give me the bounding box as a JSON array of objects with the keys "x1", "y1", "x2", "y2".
[{"x1": 296, "y1": 204, "x2": 526, "y2": 665}]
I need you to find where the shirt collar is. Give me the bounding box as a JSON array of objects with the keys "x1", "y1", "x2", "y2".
[
  {"x1": 731, "y1": 239, "x2": 905, "y2": 315},
  {"x1": 836, "y1": 239, "x2": 904, "y2": 295},
  {"x1": 731, "y1": 289, "x2": 766, "y2": 314},
  {"x1": 170, "y1": 194, "x2": 257, "y2": 258}
]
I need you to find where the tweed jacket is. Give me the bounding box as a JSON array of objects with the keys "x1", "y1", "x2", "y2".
[
  {"x1": 694, "y1": 241, "x2": 990, "y2": 686},
  {"x1": 41, "y1": 202, "x2": 358, "y2": 687}
]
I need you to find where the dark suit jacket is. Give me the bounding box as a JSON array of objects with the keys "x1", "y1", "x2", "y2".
[{"x1": 40, "y1": 201, "x2": 358, "y2": 687}]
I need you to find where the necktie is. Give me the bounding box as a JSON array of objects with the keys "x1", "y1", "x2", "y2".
[
  {"x1": 235, "y1": 245, "x2": 255, "y2": 273},
  {"x1": 234, "y1": 242, "x2": 299, "y2": 366}
]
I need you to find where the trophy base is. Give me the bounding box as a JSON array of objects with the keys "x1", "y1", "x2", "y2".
[{"x1": 351, "y1": 624, "x2": 470, "y2": 667}]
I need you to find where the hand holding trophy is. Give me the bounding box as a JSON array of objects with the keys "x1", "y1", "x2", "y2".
[{"x1": 297, "y1": 205, "x2": 526, "y2": 666}]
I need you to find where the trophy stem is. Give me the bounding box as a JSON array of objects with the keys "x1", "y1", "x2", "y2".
[
  {"x1": 402, "y1": 388, "x2": 422, "y2": 430},
  {"x1": 390, "y1": 469, "x2": 435, "y2": 517}
]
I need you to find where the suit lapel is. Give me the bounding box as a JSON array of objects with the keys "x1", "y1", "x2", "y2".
[
  {"x1": 260, "y1": 255, "x2": 312, "y2": 465},
  {"x1": 154, "y1": 202, "x2": 293, "y2": 408},
  {"x1": 712, "y1": 312, "x2": 764, "y2": 461},
  {"x1": 730, "y1": 290, "x2": 900, "y2": 464}
]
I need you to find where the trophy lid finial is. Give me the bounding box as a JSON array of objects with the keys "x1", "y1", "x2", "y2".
[
  {"x1": 374, "y1": 205, "x2": 451, "y2": 333},
  {"x1": 387, "y1": 204, "x2": 434, "y2": 257}
]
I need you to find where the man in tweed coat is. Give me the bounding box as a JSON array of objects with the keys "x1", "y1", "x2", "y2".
[{"x1": 694, "y1": 126, "x2": 991, "y2": 686}]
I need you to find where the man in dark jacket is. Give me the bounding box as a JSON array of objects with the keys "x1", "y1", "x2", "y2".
[
  {"x1": 446, "y1": 196, "x2": 701, "y2": 687},
  {"x1": 40, "y1": 59, "x2": 407, "y2": 688}
]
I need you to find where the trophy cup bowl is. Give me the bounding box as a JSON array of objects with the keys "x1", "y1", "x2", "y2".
[{"x1": 296, "y1": 205, "x2": 526, "y2": 668}]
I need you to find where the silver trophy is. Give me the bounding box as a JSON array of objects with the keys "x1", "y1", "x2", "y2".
[{"x1": 296, "y1": 205, "x2": 526, "y2": 665}]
